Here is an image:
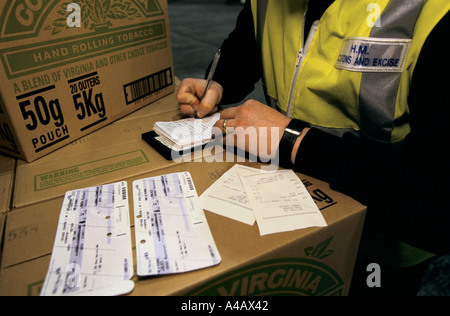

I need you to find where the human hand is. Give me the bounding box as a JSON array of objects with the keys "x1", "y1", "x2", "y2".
[
  {"x1": 176, "y1": 78, "x2": 224, "y2": 118},
  {"x1": 213, "y1": 99, "x2": 292, "y2": 160}
]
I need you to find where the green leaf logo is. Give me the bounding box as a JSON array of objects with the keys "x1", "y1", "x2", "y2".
[
  {"x1": 47, "y1": 0, "x2": 145, "y2": 34},
  {"x1": 188, "y1": 258, "x2": 344, "y2": 296},
  {"x1": 0, "y1": 1, "x2": 164, "y2": 40},
  {"x1": 45, "y1": 0, "x2": 163, "y2": 34},
  {"x1": 304, "y1": 236, "x2": 335, "y2": 260}
]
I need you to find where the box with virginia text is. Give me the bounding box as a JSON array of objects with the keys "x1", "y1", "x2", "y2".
[
  {"x1": 1, "y1": 160, "x2": 366, "y2": 296},
  {"x1": 0, "y1": 0, "x2": 174, "y2": 162},
  {"x1": 0, "y1": 87, "x2": 367, "y2": 296}
]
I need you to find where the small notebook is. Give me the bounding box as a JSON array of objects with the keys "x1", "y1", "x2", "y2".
[{"x1": 142, "y1": 113, "x2": 221, "y2": 160}]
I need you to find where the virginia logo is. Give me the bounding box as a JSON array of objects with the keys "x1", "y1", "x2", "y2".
[{"x1": 188, "y1": 237, "x2": 344, "y2": 296}]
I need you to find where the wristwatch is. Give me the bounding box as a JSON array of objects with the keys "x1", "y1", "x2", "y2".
[{"x1": 278, "y1": 119, "x2": 310, "y2": 169}]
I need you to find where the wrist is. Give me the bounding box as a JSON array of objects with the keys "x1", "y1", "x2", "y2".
[
  {"x1": 278, "y1": 119, "x2": 310, "y2": 169},
  {"x1": 291, "y1": 127, "x2": 309, "y2": 164}
]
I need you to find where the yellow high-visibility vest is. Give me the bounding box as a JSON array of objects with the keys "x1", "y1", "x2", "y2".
[{"x1": 251, "y1": 0, "x2": 449, "y2": 142}]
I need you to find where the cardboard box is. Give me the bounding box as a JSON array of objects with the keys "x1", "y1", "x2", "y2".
[
  {"x1": 130, "y1": 163, "x2": 367, "y2": 296},
  {"x1": 12, "y1": 91, "x2": 182, "y2": 209},
  {"x1": 1, "y1": 86, "x2": 366, "y2": 296},
  {"x1": 0, "y1": 154, "x2": 16, "y2": 176},
  {"x1": 0, "y1": 212, "x2": 5, "y2": 262},
  {"x1": 0, "y1": 155, "x2": 15, "y2": 265},
  {"x1": 0, "y1": 0, "x2": 174, "y2": 162},
  {"x1": 0, "y1": 160, "x2": 366, "y2": 296},
  {"x1": 0, "y1": 155, "x2": 16, "y2": 214}
]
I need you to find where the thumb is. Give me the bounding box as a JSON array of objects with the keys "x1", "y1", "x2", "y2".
[{"x1": 197, "y1": 81, "x2": 223, "y2": 117}]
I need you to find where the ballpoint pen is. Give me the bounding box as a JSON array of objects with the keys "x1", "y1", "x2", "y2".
[{"x1": 198, "y1": 48, "x2": 222, "y2": 115}]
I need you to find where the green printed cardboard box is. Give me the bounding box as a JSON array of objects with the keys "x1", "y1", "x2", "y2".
[
  {"x1": 0, "y1": 161, "x2": 366, "y2": 296},
  {"x1": 0, "y1": 0, "x2": 174, "y2": 162}
]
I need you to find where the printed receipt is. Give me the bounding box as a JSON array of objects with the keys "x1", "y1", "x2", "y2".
[
  {"x1": 41, "y1": 182, "x2": 134, "y2": 296},
  {"x1": 198, "y1": 165, "x2": 327, "y2": 235},
  {"x1": 133, "y1": 172, "x2": 221, "y2": 276},
  {"x1": 239, "y1": 170, "x2": 327, "y2": 236},
  {"x1": 198, "y1": 164, "x2": 259, "y2": 226}
]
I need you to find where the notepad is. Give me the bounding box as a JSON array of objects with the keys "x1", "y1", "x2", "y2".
[{"x1": 153, "y1": 113, "x2": 221, "y2": 151}]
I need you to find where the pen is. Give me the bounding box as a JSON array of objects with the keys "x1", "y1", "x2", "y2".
[{"x1": 201, "y1": 48, "x2": 222, "y2": 100}]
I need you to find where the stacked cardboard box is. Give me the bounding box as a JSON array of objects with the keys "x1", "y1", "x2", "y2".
[
  {"x1": 0, "y1": 155, "x2": 15, "y2": 214},
  {"x1": 0, "y1": 155, "x2": 15, "y2": 262},
  {"x1": 0, "y1": 91, "x2": 366, "y2": 296}
]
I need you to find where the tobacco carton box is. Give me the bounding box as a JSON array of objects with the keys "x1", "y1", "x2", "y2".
[
  {"x1": 0, "y1": 0, "x2": 174, "y2": 162},
  {"x1": 0, "y1": 155, "x2": 15, "y2": 213},
  {"x1": 1, "y1": 161, "x2": 366, "y2": 296}
]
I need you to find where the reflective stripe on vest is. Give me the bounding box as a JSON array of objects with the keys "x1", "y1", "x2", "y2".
[{"x1": 359, "y1": 0, "x2": 423, "y2": 142}]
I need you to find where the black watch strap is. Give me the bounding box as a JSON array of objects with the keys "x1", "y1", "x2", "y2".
[{"x1": 278, "y1": 119, "x2": 309, "y2": 169}]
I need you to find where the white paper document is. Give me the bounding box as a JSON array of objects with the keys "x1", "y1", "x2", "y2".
[
  {"x1": 199, "y1": 164, "x2": 327, "y2": 236},
  {"x1": 133, "y1": 172, "x2": 221, "y2": 276},
  {"x1": 239, "y1": 170, "x2": 327, "y2": 236},
  {"x1": 153, "y1": 112, "x2": 221, "y2": 149},
  {"x1": 198, "y1": 164, "x2": 259, "y2": 225},
  {"x1": 41, "y1": 182, "x2": 134, "y2": 296}
]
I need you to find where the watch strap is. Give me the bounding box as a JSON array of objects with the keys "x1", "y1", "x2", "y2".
[{"x1": 278, "y1": 119, "x2": 309, "y2": 168}]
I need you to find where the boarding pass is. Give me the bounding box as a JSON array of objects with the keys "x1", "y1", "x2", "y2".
[
  {"x1": 40, "y1": 182, "x2": 134, "y2": 296},
  {"x1": 133, "y1": 172, "x2": 221, "y2": 276}
]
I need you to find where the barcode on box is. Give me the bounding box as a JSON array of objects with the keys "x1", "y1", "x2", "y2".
[{"x1": 123, "y1": 68, "x2": 173, "y2": 105}]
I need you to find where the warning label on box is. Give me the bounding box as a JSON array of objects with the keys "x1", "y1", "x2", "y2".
[{"x1": 34, "y1": 149, "x2": 149, "y2": 191}]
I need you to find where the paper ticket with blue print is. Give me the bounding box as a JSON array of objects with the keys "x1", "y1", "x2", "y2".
[
  {"x1": 40, "y1": 182, "x2": 134, "y2": 296},
  {"x1": 133, "y1": 172, "x2": 221, "y2": 276}
]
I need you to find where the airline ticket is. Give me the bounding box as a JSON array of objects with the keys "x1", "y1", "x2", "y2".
[
  {"x1": 133, "y1": 172, "x2": 221, "y2": 276},
  {"x1": 41, "y1": 182, "x2": 134, "y2": 296}
]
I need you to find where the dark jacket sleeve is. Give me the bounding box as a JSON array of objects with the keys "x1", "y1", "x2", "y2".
[
  {"x1": 209, "y1": 0, "x2": 261, "y2": 105},
  {"x1": 296, "y1": 12, "x2": 450, "y2": 254}
]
